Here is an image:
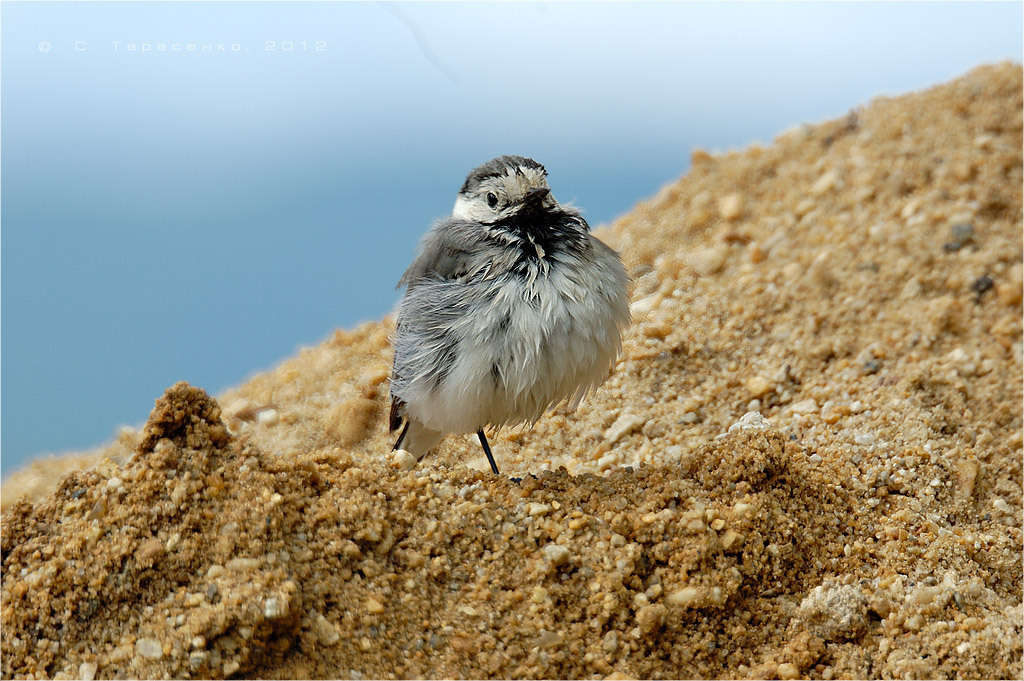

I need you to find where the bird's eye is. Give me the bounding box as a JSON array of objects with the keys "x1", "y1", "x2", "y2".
[{"x1": 486, "y1": 192, "x2": 499, "y2": 209}]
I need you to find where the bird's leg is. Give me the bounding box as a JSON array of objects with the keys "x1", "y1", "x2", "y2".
[{"x1": 477, "y1": 430, "x2": 500, "y2": 475}]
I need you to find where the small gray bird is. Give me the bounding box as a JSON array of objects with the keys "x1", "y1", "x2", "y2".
[{"x1": 389, "y1": 155, "x2": 630, "y2": 474}]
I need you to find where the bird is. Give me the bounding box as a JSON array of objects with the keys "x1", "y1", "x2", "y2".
[{"x1": 388, "y1": 155, "x2": 630, "y2": 475}]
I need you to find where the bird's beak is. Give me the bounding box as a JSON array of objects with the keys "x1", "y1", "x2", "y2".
[{"x1": 524, "y1": 187, "x2": 551, "y2": 205}]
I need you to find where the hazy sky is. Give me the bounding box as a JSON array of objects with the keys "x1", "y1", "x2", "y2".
[{"x1": 2, "y1": 1, "x2": 1021, "y2": 473}]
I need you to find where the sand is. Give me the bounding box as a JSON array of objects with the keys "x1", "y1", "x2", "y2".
[{"x1": 2, "y1": 63, "x2": 1021, "y2": 680}]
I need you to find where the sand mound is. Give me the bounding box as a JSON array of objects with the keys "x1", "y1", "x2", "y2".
[{"x1": 3, "y1": 63, "x2": 1021, "y2": 680}]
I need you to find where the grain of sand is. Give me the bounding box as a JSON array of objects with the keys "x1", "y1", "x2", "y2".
[{"x1": 2, "y1": 63, "x2": 1022, "y2": 680}]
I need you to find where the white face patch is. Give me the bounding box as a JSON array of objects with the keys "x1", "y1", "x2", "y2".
[{"x1": 452, "y1": 165, "x2": 555, "y2": 223}]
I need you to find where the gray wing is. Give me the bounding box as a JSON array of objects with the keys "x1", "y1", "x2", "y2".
[
  {"x1": 398, "y1": 218, "x2": 486, "y2": 290},
  {"x1": 390, "y1": 219, "x2": 488, "y2": 426}
]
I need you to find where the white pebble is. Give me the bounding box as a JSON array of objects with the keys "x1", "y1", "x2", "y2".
[
  {"x1": 527, "y1": 503, "x2": 552, "y2": 517},
  {"x1": 135, "y1": 637, "x2": 163, "y2": 660},
  {"x1": 727, "y1": 411, "x2": 770, "y2": 434},
  {"x1": 790, "y1": 399, "x2": 818, "y2": 415},
  {"x1": 604, "y1": 412, "x2": 645, "y2": 444},
  {"x1": 542, "y1": 543, "x2": 572, "y2": 567},
  {"x1": 666, "y1": 586, "x2": 700, "y2": 607},
  {"x1": 629, "y1": 295, "x2": 660, "y2": 316},
  {"x1": 392, "y1": 449, "x2": 417, "y2": 471},
  {"x1": 264, "y1": 597, "x2": 285, "y2": 619},
  {"x1": 257, "y1": 409, "x2": 280, "y2": 426}
]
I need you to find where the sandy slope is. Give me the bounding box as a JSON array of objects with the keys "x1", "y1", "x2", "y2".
[{"x1": 2, "y1": 63, "x2": 1021, "y2": 680}]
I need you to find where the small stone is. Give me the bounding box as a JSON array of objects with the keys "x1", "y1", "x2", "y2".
[
  {"x1": 226, "y1": 557, "x2": 260, "y2": 572},
  {"x1": 629, "y1": 294, "x2": 660, "y2": 317},
  {"x1": 943, "y1": 223, "x2": 974, "y2": 252},
  {"x1": 542, "y1": 543, "x2": 572, "y2": 567},
  {"x1": 78, "y1": 662, "x2": 98, "y2": 681},
  {"x1": 727, "y1": 411, "x2": 770, "y2": 434},
  {"x1": 527, "y1": 502, "x2": 552, "y2": 517},
  {"x1": 718, "y1": 193, "x2": 743, "y2": 220},
  {"x1": 365, "y1": 597, "x2": 385, "y2": 615},
  {"x1": 667, "y1": 587, "x2": 701, "y2": 607},
  {"x1": 189, "y1": 651, "x2": 209, "y2": 670},
  {"x1": 135, "y1": 637, "x2": 163, "y2": 661},
  {"x1": 790, "y1": 398, "x2": 818, "y2": 415},
  {"x1": 136, "y1": 537, "x2": 164, "y2": 564},
  {"x1": 257, "y1": 408, "x2": 280, "y2": 426},
  {"x1": 854, "y1": 432, "x2": 877, "y2": 446},
  {"x1": 796, "y1": 581, "x2": 869, "y2": 642},
  {"x1": 392, "y1": 449, "x2": 417, "y2": 471},
  {"x1": 778, "y1": 662, "x2": 801, "y2": 680},
  {"x1": 636, "y1": 604, "x2": 667, "y2": 636},
  {"x1": 721, "y1": 530, "x2": 745, "y2": 552},
  {"x1": 265, "y1": 596, "x2": 286, "y2": 619},
  {"x1": 909, "y1": 585, "x2": 942, "y2": 605},
  {"x1": 313, "y1": 614, "x2": 341, "y2": 646},
  {"x1": 687, "y1": 245, "x2": 729, "y2": 276},
  {"x1": 810, "y1": 170, "x2": 838, "y2": 196},
  {"x1": 601, "y1": 630, "x2": 619, "y2": 653},
  {"x1": 206, "y1": 564, "x2": 225, "y2": 579},
  {"x1": 605, "y1": 412, "x2": 645, "y2": 444},
  {"x1": 531, "y1": 630, "x2": 563, "y2": 649},
  {"x1": 746, "y1": 375, "x2": 774, "y2": 399},
  {"x1": 223, "y1": 660, "x2": 240, "y2": 676}
]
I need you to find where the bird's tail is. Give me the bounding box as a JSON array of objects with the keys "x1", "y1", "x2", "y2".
[{"x1": 393, "y1": 418, "x2": 445, "y2": 460}]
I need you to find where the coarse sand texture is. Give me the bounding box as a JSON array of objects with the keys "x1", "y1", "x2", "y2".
[{"x1": 2, "y1": 63, "x2": 1021, "y2": 679}]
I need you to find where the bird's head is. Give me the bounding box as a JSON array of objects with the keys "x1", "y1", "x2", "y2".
[{"x1": 453, "y1": 155, "x2": 558, "y2": 225}]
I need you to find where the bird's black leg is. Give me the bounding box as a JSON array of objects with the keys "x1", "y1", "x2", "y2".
[
  {"x1": 477, "y1": 430, "x2": 500, "y2": 475},
  {"x1": 392, "y1": 421, "x2": 410, "y2": 451}
]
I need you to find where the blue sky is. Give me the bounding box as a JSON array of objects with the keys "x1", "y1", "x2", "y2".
[{"x1": 2, "y1": 1, "x2": 1022, "y2": 473}]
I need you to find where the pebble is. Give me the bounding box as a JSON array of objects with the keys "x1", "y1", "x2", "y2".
[
  {"x1": 257, "y1": 409, "x2": 280, "y2": 427},
  {"x1": 718, "y1": 193, "x2": 743, "y2": 220},
  {"x1": 727, "y1": 411, "x2": 770, "y2": 434},
  {"x1": 721, "y1": 530, "x2": 745, "y2": 552},
  {"x1": 604, "y1": 412, "x2": 645, "y2": 444},
  {"x1": 392, "y1": 449, "x2": 417, "y2": 471},
  {"x1": 226, "y1": 557, "x2": 260, "y2": 572},
  {"x1": 135, "y1": 637, "x2": 163, "y2": 661},
  {"x1": 265, "y1": 597, "x2": 286, "y2": 619},
  {"x1": 78, "y1": 662, "x2": 97, "y2": 681},
  {"x1": 189, "y1": 651, "x2": 209, "y2": 670},
  {"x1": 636, "y1": 603, "x2": 667, "y2": 635},
  {"x1": 796, "y1": 582, "x2": 869, "y2": 641},
  {"x1": 542, "y1": 543, "x2": 572, "y2": 567},
  {"x1": 666, "y1": 586, "x2": 701, "y2": 607},
  {"x1": 811, "y1": 170, "x2": 838, "y2": 196},
  {"x1": 527, "y1": 502, "x2": 552, "y2": 517},
  {"x1": 943, "y1": 222, "x2": 974, "y2": 252},
  {"x1": 746, "y1": 375, "x2": 774, "y2": 399},
  {"x1": 778, "y1": 662, "x2": 801, "y2": 679},
  {"x1": 365, "y1": 597, "x2": 385, "y2": 615},
  {"x1": 314, "y1": 614, "x2": 341, "y2": 646},
  {"x1": 790, "y1": 399, "x2": 818, "y2": 415},
  {"x1": 629, "y1": 294, "x2": 660, "y2": 317}
]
